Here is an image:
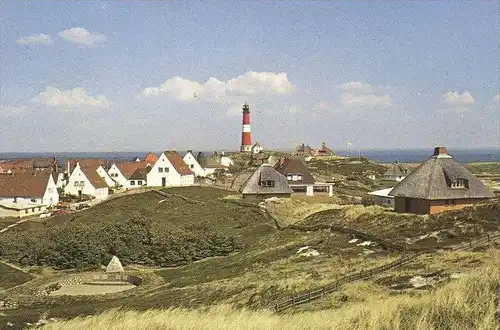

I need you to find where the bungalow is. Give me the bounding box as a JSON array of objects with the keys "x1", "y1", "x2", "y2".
[
  {"x1": 240, "y1": 164, "x2": 292, "y2": 199},
  {"x1": 367, "y1": 188, "x2": 395, "y2": 208},
  {"x1": 274, "y1": 157, "x2": 334, "y2": 196},
  {"x1": 108, "y1": 161, "x2": 150, "y2": 189},
  {"x1": 146, "y1": 151, "x2": 194, "y2": 187},
  {"x1": 382, "y1": 161, "x2": 409, "y2": 182},
  {"x1": 65, "y1": 163, "x2": 109, "y2": 199},
  {"x1": 292, "y1": 143, "x2": 315, "y2": 157},
  {"x1": 0, "y1": 171, "x2": 59, "y2": 206},
  {"x1": 183, "y1": 150, "x2": 206, "y2": 177},
  {"x1": 389, "y1": 147, "x2": 495, "y2": 215}
]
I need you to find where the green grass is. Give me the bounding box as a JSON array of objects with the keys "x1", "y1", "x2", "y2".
[
  {"x1": 0, "y1": 262, "x2": 33, "y2": 290},
  {"x1": 466, "y1": 162, "x2": 500, "y2": 175},
  {"x1": 43, "y1": 258, "x2": 499, "y2": 330}
]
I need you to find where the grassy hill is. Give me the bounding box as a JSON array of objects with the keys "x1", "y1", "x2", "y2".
[
  {"x1": 1, "y1": 187, "x2": 499, "y2": 329},
  {"x1": 0, "y1": 187, "x2": 274, "y2": 270},
  {"x1": 0, "y1": 262, "x2": 33, "y2": 290},
  {"x1": 43, "y1": 260, "x2": 499, "y2": 330}
]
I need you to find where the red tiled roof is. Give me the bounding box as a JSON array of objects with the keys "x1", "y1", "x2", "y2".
[
  {"x1": 0, "y1": 158, "x2": 57, "y2": 173},
  {"x1": 67, "y1": 159, "x2": 107, "y2": 172},
  {"x1": 80, "y1": 167, "x2": 108, "y2": 189},
  {"x1": 144, "y1": 152, "x2": 159, "y2": 163},
  {"x1": 0, "y1": 171, "x2": 52, "y2": 198},
  {"x1": 164, "y1": 151, "x2": 193, "y2": 176},
  {"x1": 116, "y1": 161, "x2": 150, "y2": 179}
]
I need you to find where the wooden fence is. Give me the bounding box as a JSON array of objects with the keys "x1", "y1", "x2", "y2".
[{"x1": 270, "y1": 231, "x2": 500, "y2": 313}]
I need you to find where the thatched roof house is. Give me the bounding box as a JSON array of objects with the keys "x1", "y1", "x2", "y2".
[
  {"x1": 389, "y1": 147, "x2": 494, "y2": 214},
  {"x1": 382, "y1": 161, "x2": 409, "y2": 182},
  {"x1": 240, "y1": 164, "x2": 292, "y2": 199}
]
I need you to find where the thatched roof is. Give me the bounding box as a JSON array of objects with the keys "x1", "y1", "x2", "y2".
[
  {"x1": 274, "y1": 157, "x2": 315, "y2": 184},
  {"x1": 106, "y1": 256, "x2": 124, "y2": 273},
  {"x1": 240, "y1": 164, "x2": 292, "y2": 195},
  {"x1": 389, "y1": 148, "x2": 494, "y2": 200},
  {"x1": 383, "y1": 162, "x2": 409, "y2": 177}
]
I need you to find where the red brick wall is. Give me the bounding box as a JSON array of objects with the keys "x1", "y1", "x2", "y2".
[{"x1": 395, "y1": 197, "x2": 490, "y2": 215}]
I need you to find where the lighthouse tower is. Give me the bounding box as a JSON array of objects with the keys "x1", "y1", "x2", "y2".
[{"x1": 240, "y1": 103, "x2": 252, "y2": 152}]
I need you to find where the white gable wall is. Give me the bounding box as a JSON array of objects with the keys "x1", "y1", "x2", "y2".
[
  {"x1": 147, "y1": 153, "x2": 194, "y2": 187},
  {"x1": 64, "y1": 164, "x2": 108, "y2": 199},
  {"x1": 183, "y1": 152, "x2": 205, "y2": 177},
  {"x1": 107, "y1": 164, "x2": 128, "y2": 188},
  {"x1": 97, "y1": 166, "x2": 116, "y2": 187},
  {"x1": 42, "y1": 174, "x2": 59, "y2": 206}
]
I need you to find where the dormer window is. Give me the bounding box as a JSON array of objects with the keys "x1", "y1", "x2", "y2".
[
  {"x1": 451, "y1": 178, "x2": 468, "y2": 189},
  {"x1": 260, "y1": 180, "x2": 275, "y2": 188}
]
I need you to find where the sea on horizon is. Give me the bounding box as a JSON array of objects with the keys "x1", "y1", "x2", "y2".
[{"x1": 0, "y1": 148, "x2": 498, "y2": 165}]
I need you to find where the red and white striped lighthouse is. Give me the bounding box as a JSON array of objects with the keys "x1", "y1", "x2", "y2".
[{"x1": 240, "y1": 103, "x2": 252, "y2": 152}]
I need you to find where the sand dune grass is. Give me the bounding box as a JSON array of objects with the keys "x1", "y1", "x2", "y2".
[{"x1": 44, "y1": 260, "x2": 499, "y2": 330}]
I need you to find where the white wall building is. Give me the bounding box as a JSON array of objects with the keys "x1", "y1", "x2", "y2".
[
  {"x1": 182, "y1": 151, "x2": 206, "y2": 177},
  {"x1": 147, "y1": 151, "x2": 194, "y2": 187},
  {"x1": 0, "y1": 171, "x2": 59, "y2": 207},
  {"x1": 220, "y1": 156, "x2": 234, "y2": 168},
  {"x1": 64, "y1": 163, "x2": 109, "y2": 199},
  {"x1": 367, "y1": 188, "x2": 395, "y2": 208}
]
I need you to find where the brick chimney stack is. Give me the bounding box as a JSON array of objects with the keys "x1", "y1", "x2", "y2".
[{"x1": 433, "y1": 146, "x2": 452, "y2": 158}]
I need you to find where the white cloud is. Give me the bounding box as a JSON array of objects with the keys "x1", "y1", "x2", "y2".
[
  {"x1": 337, "y1": 81, "x2": 391, "y2": 109},
  {"x1": 31, "y1": 86, "x2": 111, "y2": 109},
  {"x1": 337, "y1": 81, "x2": 375, "y2": 94},
  {"x1": 140, "y1": 71, "x2": 295, "y2": 104},
  {"x1": 58, "y1": 27, "x2": 106, "y2": 46},
  {"x1": 0, "y1": 105, "x2": 28, "y2": 117},
  {"x1": 440, "y1": 91, "x2": 475, "y2": 109},
  {"x1": 16, "y1": 33, "x2": 53, "y2": 45}
]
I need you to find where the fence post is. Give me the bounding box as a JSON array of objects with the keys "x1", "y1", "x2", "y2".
[
  {"x1": 322, "y1": 287, "x2": 325, "y2": 295},
  {"x1": 309, "y1": 292, "x2": 312, "y2": 301},
  {"x1": 275, "y1": 303, "x2": 279, "y2": 312}
]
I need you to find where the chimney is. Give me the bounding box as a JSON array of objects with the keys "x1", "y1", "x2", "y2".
[{"x1": 433, "y1": 146, "x2": 452, "y2": 158}]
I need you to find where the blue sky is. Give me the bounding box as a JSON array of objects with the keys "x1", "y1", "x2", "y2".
[{"x1": 1, "y1": 1, "x2": 498, "y2": 152}]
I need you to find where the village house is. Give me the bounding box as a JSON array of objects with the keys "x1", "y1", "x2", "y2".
[
  {"x1": 64, "y1": 163, "x2": 109, "y2": 199},
  {"x1": 146, "y1": 151, "x2": 194, "y2": 187},
  {"x1": 292, "y1": 143, "x2": 315, "y2": 158},
  {"x1": 367, "y1": 188, "x2": 395, "y2": 208},
  {"x1": 240, "y1": 163, "x2": 292, "y2": 199},
  {"x1": 382, "y1": 161, "x2": 409, "y2": 182},
  {"x1": 251, "y1": 141, "x2": 264, "y2": 154},
  {"x1": 220, "y1": 155, "x2": 234, "y2": 168},
  {"x1": 183, "y1": 151, "x2": 206, "y2": 177},
  {"x1": 0, "y1": 171, "x2": 59, "y2": 218},
  {"x1": 389, "y1": 147, "x2": 495, "y2": 215},
  {"x1": 314, "y1": 142, "x2": 336, "y2": 157},
  {"x1": 274, "y1": 157, "x2": 334, "y2": 196},
  {"x1": 108, "y1": 161, "x2": 150, "y2": 189},
  {"x1": 0, "y1": 157, "x2": 59, "y2": 173}
]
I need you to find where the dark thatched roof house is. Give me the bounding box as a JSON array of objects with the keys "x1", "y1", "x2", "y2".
[
  {"x1": 389, "y1": 147, "x2": 495, "y2": 215},
  {"x1": 382, "y1": 161, "x2": 410, "y2": 182},
  {"x1": 240, "y1": 164, "x2": 292, "y2": 199}
]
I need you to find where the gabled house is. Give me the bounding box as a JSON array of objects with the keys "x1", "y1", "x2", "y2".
[
  {"x1": 64, "y1": 163, "x2": 109, "y2": 199},
  {"x1": 251, "y1": 141, "x2": 264, "y2": 154},
  {"x1": 275, "y1": 157, "x2": 333, "y2": 196},
  {"x1": 144, "y1": 152, "x2": 159, "y2": 164},
  {"x1": 146, "y1": 151, "x2": 194, "y2": 187},
  {"x1": 240, "y1": 164, "x2": 292, "y2": 199},
  {"x1": 382, "y1": 161, "x2": 409, "y2": 182},
  {"x1": 220, "y1": 156, "x2": 234, "y2": 168},
  {"x1": 183, "y1": 150, "x2": 206, "y2": 177},
  {"x1": 0, "y1": 171, "x2": 59, "y2": 206},
  {"x1": 108, "y1": 161, "x2": 150, "y2": 189},
  {"x1": 0, "y1": 157, "x2": 59, "y2": 173},
  {"x1": 389, "y1": 147, "x2": 495, "y2": 215}
]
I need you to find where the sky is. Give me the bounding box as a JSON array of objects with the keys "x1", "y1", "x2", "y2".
[{"x1": 0, "y1": 1, "x2": 499, "y2": 152}]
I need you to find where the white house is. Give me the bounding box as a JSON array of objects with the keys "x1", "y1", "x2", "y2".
[
  {"x1": 251, "y1": 141, "x2": 264, "y2": 154},
  {"x1": 147, "y1": 151, "x2": 194, "y2": 187},
  {"x1": 65, "y1": 163, "x2": 109, "y2": 199},
  {"x1": 220, "y1": 156, "x2": 234, "y2": 168},
  {"x1": 0, "y1": 171, "x2": 59, "y2": 206},
  {"x1": 108, "y1": 161, "x2": 149, "y2": 189},
  {"x1": 96, "y1": 165, "x2": 116, "y2": 187},
  {"x1": 182, "y1": 151, "x2": 206, "y2": 177}
]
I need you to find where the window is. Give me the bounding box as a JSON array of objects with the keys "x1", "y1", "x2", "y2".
[
  {"x1": 137, "y1": 180, "x2": 143, "y2": 185},
  {"x1": 444, "y1": 199, "x2": 456, "y2": 205},
  {"x1": 74, "y1": 181, "x2": 78, "y2": 187},
  {"x1": 130, "y1": 181, "x2": 135, "y2": 186},
  {"x1": 165, "y1": 167, "x2": 169, "y2": 173},
  {"x1": 297, "y1": 175, "x2": 303, "y2": 181},
  {"x1": 190, "y1": 164, "x2": 194, "y2": 169},
  {"x1": 25, "y1": 209, "x2": 28, "y2": 214},
  {"x1": 260, "y1": 180, "x2": 275, "y2": 187},
  {"x1": 80, "y1": 181, "x2": 85, "y2": 186},
  {"x1": 31, "y1": 199, "x2": 36, "y2": 203},
  {"x1": 451, "y1": 179, "x2": 468, "y2": 189},
  {"x1": 159, "y1": 167, "x2": 163, "y2": 173},
  {"x1": 287, "y1": 175, "x2": 292, "y2": 180}
]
